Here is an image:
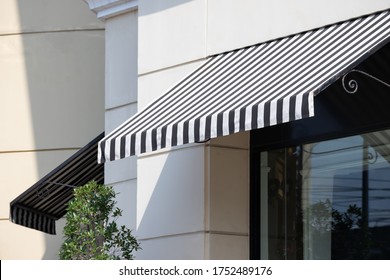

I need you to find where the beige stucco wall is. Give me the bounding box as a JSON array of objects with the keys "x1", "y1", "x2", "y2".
[
  {"x1": 206, "y1": 0, "x2": 390, "y2": 55},
  {"x1": 103, "y1": 10, "x2": 138, "y2": 239},
  {"x1": 139, "y1": 0, "x2": 390, "y2": 74},
  {"x1": 207, "y1": 133, "x2": 250, "y2": 259},
  {"x1": 0, "y1": 0, "x2": 104, "y2": 259}
]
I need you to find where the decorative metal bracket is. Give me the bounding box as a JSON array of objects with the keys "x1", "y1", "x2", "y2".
[
  {"x1": 342, "y1": 69, "x2": 390, "y2": 94},
  {"x1": 367, "y1": 146, "x2": 378, "y2": 164},
  {"x1": 195, "y1": 138, "x2": 211, "y2": 144},
  {"x1": 36, "y1": 181, "x2": 77, "y2": 200},
  {"x1": 36, "y1": 186, "x2": 50, "y2": 199}
]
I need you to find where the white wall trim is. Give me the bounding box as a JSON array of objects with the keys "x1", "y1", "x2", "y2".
[{"x1": 84, "y1": 0, "x2": 138, "y2": 20}]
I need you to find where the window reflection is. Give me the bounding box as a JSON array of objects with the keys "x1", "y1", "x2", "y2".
[{"x1": 260, "y1": 129, "x2": 390, "y2": 259}]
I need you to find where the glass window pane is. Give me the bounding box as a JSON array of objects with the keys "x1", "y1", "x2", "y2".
[{"x1": 259, "y1": 129, "x2": 390, "y2": 259}]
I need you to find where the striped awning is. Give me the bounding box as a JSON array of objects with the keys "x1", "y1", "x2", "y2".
[
  {"x1": 10, "y1": 133, "x2": 104, "y2": 234},
  {"x1": 98, "y1": 9, "x2": 390, "y2": 163}
]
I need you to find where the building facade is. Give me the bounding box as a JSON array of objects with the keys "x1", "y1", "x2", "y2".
[
  {"x1": 83, "y1": 0, "x2": 390, "y2": 259},
  {"x1": 0, "y1": 0, "x2": 104, "y2": 259},
  {"x1": 7, "y1": 0, "x2": 390, "y2": 260}
]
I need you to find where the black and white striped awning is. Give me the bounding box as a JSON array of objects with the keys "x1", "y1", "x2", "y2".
[
  {"x1": 98, "y1": 10, "x2": 390, "y2": 163},
  {"x1": 10, "y1": 133, "x2": 104, "y2": 234}
]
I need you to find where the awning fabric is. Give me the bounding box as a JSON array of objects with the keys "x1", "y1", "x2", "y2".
[
  {"x1": 98, "y1": 10, "x2": 390, "y2": 163},
  {"x1": 10, "y1": 133, "x2": 104, "y2": 234}
]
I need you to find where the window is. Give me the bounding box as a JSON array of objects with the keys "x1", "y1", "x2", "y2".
[{"x1": 257, "y1": 130, "x2": 390, "y2": 259}]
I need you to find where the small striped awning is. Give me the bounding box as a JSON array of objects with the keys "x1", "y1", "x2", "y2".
[
  {"x1": 10, "y1": 133, "x2": 104, "y2": 235},
  {"x1": 98, "y1": 9, "x2": 390, "y2": 163}
]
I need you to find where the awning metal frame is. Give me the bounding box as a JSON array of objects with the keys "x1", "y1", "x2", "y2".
[{"x1": 10, "y1": 132, "x2": 104, "y2": 234}]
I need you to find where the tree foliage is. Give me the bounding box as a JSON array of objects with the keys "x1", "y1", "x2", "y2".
[{"x1": 59, "y1": 181, "x2": 140, "y2": 260}]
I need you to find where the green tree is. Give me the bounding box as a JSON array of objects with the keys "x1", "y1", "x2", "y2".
[{"x1": 59, "y1": 181, "x2": 140, "y2": 260}]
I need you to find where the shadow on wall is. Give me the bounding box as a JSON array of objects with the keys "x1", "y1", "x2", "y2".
[
  {"x1": 41, "y1": 219, "x2": 66, "y2": 260},
  {"x1": 15, "y1": 0, "x2": 104, "y2": 259},
  {"x1": 134, "y1": 145, "x2": 206, "y2": 260},
  {"x1": 133, "y1": 138, "x2": 249, "y2": 260}
]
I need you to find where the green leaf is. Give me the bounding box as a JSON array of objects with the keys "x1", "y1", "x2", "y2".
[{"x1": 59, "y1": 180, "x2": 141, "y2": 260}]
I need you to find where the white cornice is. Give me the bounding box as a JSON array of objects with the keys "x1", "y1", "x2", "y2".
[{"x1": 84, "y1": 0, "x2": 138, "y2": 20}]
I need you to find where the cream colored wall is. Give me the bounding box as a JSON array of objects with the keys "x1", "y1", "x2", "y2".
[
  {"x1": 104, "y1": 10, "x2": 138, "y2": 236},
  {"x1": 135, "y1": 145, "x2": 206, "y2": 259},
  {"x1": 136, "y1": 0, "x2": 206, "y2": 259},
  {"x1": 139, "y1": 0, "x2": 390, "y2": 73},
  {"x1": 207, "y1": 133, "x2": 250, "y2": 259},
  {"x1": 207, "y1": 0, "x2": 390, "y2": 55},
  {"x1": 0, "y1": 0, "x2": 104, "y2": 259}
]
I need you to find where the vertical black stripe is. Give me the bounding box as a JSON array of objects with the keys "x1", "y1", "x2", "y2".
[
  {"x1": 41, "y1": 216, "x2": 46, "y2": 232},
  {"x1": 289, "y1": 96, "x2": 297, "y2": 121},
  {"x1": 130, "y1": 134, "x2": 136, "y2": 156},
  {"x1": 109, "y1": 139, "x2": 116, "y2": 161},
  {"x1": 151, "y1": 128, "x2": 157, "y2": 151},
  {"x1": 183, "y1": 121, "x2": 189, "y2": 144},
  {"x1": 50, "y1": 220, "x2": 56, "y2": 235},
  {"x1": 301, "y1": 92, "x2": 310, "y2": 118},
  {"x1": 22, "y1": 208, "x2": 27, "y2": 227},
  {"x1": 15, "y1": 207, "x2": 19, "y2": 223},
  {"x1": 141, "y1": 131, "x2": 147, "y2": 153},
  {"x1": 263, "y1": 101, "x2": 271, "y2": 127},
  {"x1": 217, "y1": 112, "x2": 224, "y2": 136},
  {"x1": 205, "y1": 116, "x2": 212, "y2": 139},
  {"x1": 29, "y1": 212, "x2": 34, "y2": 229},
  {"x1": 161, "y1": 126, "x2": 167, "y2": 149},
  {"x1": 228, "y1": 110, "x2": 235, "y2": 134},
  {"x1": 194, "y1": 118, "x2": 200, "y2": 141},
  {"x1": 28, "y1": 212, "x2": 32, "y2": 230},
  {"x1": 42, "y1": 214, "x2": 47, "y2": 234},
  {"x1": 46, "y1": 218, "x2": 51, "y2": 234},
  {"x1": 251, "y1": 105, "x2": 258, "y2": 130},
  {"x1": 239, "y1": 107, "x2": 246, "y2": 131},
  {"x1": 120, "y1": 136, "x2": 126, "y2": 159},
  {"x1": 276, "y1": 98, "x2": 283, "y2": 124},
  {"x1": 46, "y1": 219, "x2": 51, "y2": 234},
  {"x1": 35, "y1": 214, "x2": 40, "y2": 231},
  {"x1": 11, "y1": 206, "x2": 15, "y2": 222},
  {"x1": 37, "y1": 215, "x2": 42, "y2": 232},
  {"x1": 17, "y1": 208, "x2": 22, "y2": 225},
  {"x1": 26, "y1": 211, "x2": 31, "y2": 228},
  {"x1": 42, "y1": 216, "x2": 46, "y2": 233},
  {"x1": 32, "y1": 211, "x2": 38, "y2": 231},
  {"x1": 39, "y1": 215, "x2": 43, "y2": 233},
  {"x1": 172, "y1": 124, "x2": 178, "y2": 146},
  {"x1": 37, "y1": 212, "x2": 42, "y2": 232},
  {"x1": 47, "y1": 218, "x2": 52, "y2": 234},
  {"x1": 34, "y1": 214, "x2": 39, "y2": 231}
]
